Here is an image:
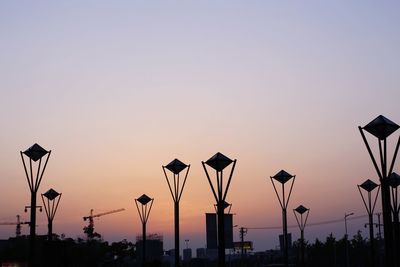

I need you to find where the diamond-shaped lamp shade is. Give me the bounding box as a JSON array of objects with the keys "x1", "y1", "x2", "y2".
[
  {"x1": 23, "y1": 143, "x2": 48, "y2": 162},
  {"x1": 272, "y1": 170, "x2": 294, "y2": 184},
  {"x1": 222, "y1": 200, "x2": 230, "y2": 210},
  {"x1": 137, "y1": 194, "x2": 152, "y2": 205},
  {"x1": 205, "y1": 152, "x2": 233, "y2": 172},
  {"x1": 165, "y1": 158, "x2": 188, "y2": 175},
  {"x1": 295, "y1": 205, "x2": 308, "y2": 215},
  {"x1": 363, "y1": 115, "x2": 399, "y2": 140},
  {"x1": 388, "y1": 172, "x2": 400, "y2": 188},
  {"x1": 43, "y1": 188, "x2": 60, "y2": 200},
  {"x1": 359, "y1": 179, "x2": 378, "y2": 192}
]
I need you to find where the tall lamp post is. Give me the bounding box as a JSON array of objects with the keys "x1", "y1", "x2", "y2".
[
  {"x1": 293, "y1": 205, "x2": 309, "y2": 267},
  {"x1": 162, "y1": 158, "x2": 190, "y2": 267},
  {"x1": 357, "y1": 179, "x2": 380, "y2": 267},
  {"x1": 357, "y1": 179, "x2": 379, "y2": 267},
  {"x1": 389, "y1": 172, "x2": 400, "y2": 266},
  {"x1": 21, "y1": 143, "x2": 51, "y2": 267},
  {"x1": 359, "y1": 115, "x2": 400, "y2": 267},
  {"x1": 135, "y1": 194, "x2": 154, "y2": 267},
  {"x1": 202, "y1": 152, "x2": 237, "y2": 267},
  {"x1": 344, "y1": 212, "x2": 354, "y2": 267},
  {"x1": 270, "y1": 170, "x2": 295, "y2": 267},
  {"x1": 41, "y1": 188, "x2": 62, "y2": 241}
]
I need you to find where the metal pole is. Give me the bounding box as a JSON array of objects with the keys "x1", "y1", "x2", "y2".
[
  {"x1": 382, "y1": 180, "x2": 394, "y2": 267},
  {"x1": 29, "y1": 191, "x2": 37, "y2": 267},
  {"x1": 369, "y1": 213, "x2": 375, "y2": 267},
  {"x1": 282, "y1": 208, "x2": 288, "y2": 267},
  {"x1": 382, "y1": 140, "x2": 395, "y2": 267},
  {"x1": 344, "y1": 213, "x2": 353, "y2": 267},
  {"x1": 175, "y1": 201, "x2": 180, "y2": 267},
  {"x1": 48, "y1": 219, "x2": 53, "y2": 241},
  {"x1": 217, "y1": 201, "x2": 225, "y2": 267},
  {"x1": 300, "y1": 229, "x2": 305, "y2": 267},
  {"x1": 394, "y1": 210, "x2": 400, "y2": 267},
  {"x1": 142, "y1": 222, "x2": 146, "y2": 267}
]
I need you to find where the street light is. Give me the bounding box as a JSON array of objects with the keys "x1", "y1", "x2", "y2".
[
  {"x1": 202, "y1": 152, "x2": 237, "y2": 267},
  {"x1": 344, "y1": 212, "x2": 354, "y2": 267},
  {"x1": 293, "y1": 205, "x2": 309, "y2": 267},
  {"x1": 389, "y1": 172, "x2": 400, "y2": 265},
  {"x1": 41, "y1": 188, "x2": 62, "y2": 241},
  {"x1": 270, "y1": 170, "x2": 296, "y2": 267},
  {"x1": 20, "y1": 143, "x2": 51, "y2": 267},
  {"x1": 358, "y1": 179, "x2": 380, "y2": 267},
  {"x1": 135, "y1": 194, "x2": 154, "y2": 267},
  {"x1": 162, "y1": 158, "x2": 190, "y2": 267},
  {"x1": 359, "y1": 115, "x2": 400, "y2": 267}
]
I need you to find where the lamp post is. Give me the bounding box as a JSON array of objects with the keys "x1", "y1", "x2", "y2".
[
  {"x1": 344, "y1": 212, "x2": 354, "y2": 267},
  {"x1": 358, "y1": 179, "x2": 380, "y2": 267},
  {"x1": 359, "y1": 115, "x2": 400, "y2": 267},
  {"x1": 20, "y1": 143, "x2": 51, "y2": 267},
  {"x1": 293, "y1": 205, "x2": 309, "y2": 267},
  {"x1": 135, "y1": 194, "x2": 154, "y2": 267},
  {"x1": 162, "y1": 158, "x2": 190, "y2": 267},
  {"x1": 41, "y1": 188, "x2": 62, "y2": 241},
  {"x1": 270, "y1": 170, "x2": 295, "y2": 267},
  {"x1": 202, "y1": 152, "x2": 237, "y2": 267},
  {"x1": 389, "y1": 172, "x2": 400, "y2": 266}
]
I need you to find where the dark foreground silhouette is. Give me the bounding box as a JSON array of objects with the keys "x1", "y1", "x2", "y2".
[{"x1": 0, "y1": 230, "x2": 382, "y2": 267}]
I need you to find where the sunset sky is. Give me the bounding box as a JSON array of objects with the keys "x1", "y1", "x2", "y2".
[{"x1": 1, "y1": 1, "x2": 400, "y2": 252}]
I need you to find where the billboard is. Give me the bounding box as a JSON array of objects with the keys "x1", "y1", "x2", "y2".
[
  {"x1": 233, "y1": 241, "x2": 253, "y2": 250},
  {"x1": 206, "y1": 213, "x2": 234, "y2": 249},
  {"x1": 206, "y1": 213, "x2": 217, "y2": 249}
]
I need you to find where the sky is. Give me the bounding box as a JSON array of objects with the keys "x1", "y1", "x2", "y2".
[{"x1": 0, "y1": 1, "x2": 400, "y2": 253}]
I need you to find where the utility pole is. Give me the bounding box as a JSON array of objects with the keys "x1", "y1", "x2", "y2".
[
  {"x1": 376, "y1": 213, "x2": 382, "y2": 239},
  {"x1": 345, "y1": 212, "x2": 354, "y2": 267},
  {"x1": 239, "y1": 227, "x2": 247, "y2": 258}
]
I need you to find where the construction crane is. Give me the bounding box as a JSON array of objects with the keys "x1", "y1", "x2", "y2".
[
  {"x1": 83, "y1": 208, "x2": 125, "y2": 240},
  {"x1": 0, "y1": 215, "x2": 30, "y2": 237}
]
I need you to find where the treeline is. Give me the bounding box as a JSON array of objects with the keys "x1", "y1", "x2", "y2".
[
  {"x1": 0, "y1": 231, "x2": 380, "y2": 267},
  {"x1": 0, "y1": 236, "x2": 138, "y2": 267}
]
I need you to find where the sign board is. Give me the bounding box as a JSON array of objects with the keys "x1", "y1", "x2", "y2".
[
  {"x1": 206, "y1": 213, "x2": 234, "y2": 249},
  {"x1": 233, "y1": 241, "x2": 253, "y2": 250},
  {"x1": 206, "y1": 213, "x2": 217, "y2": 249}
]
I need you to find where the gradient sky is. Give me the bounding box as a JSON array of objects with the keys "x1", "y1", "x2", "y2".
[{"x1": 1, "y1": 1, "x2": 400, "y2": 252}]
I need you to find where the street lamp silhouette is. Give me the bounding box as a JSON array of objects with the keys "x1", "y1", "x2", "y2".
[
  {"x1": 358, "y1": 179, "x2": 380, "y2": 267},
  {"x1": 293, "y1": 205, "x2": 309, "y2": 267},
  {"x1": 344, "y1": 212, "x2": 354, "y2": 267},
  {"x1": 162, "y1": 158, "x2": 190, "y2": 267},
  {"x1": 389, "y1": 172, "x2": 400, "y2": 264},
  {"x1": 359, "y1": 115, "x2": 400, "y2": 266},
  {"x1": 270, "y1": 170, "x2": 295, "y2": 267},
  {"x1": 41, "y1": 188, "x2": 62, "y2": 241},
  {"x1": 135, "y1": 194, "x2": 154, "y2": 267},
  {"x1": 20, "y1": 143, "x2": 51, "y2": 267},
  {"x1": 202, "y1": 152, "x2": 237, "y2": 267}
]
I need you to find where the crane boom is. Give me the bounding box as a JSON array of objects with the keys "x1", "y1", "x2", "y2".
[
  {"x1": 93, "y1": 208, "x2": 125, "y2": 218},
  {"x1": 83, "y1": 208, "x2": 125, "y2": 220},
  {"x1": 0, "y1": 215, "x2": 29, "y2": 225}
]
